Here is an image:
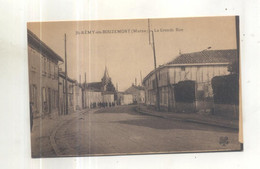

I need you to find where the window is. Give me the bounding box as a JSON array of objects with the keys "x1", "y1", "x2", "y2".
[
  {"x1": 152, "y1": 80, "x2": 156, "y2": 89},
  {"x1": 41, "y1": 57, "x2": 46, "y2": 75},
  {"x1": 53, "y1": 64, "x2": 56, "y2": 79},
  {"x1": 181, "y1": 66, "x2": 185, "y2": 71},
  {"x1": 49, "y1": 61, "x2": 52, "y2": 78},
  {"x1": 48, "y1": 60, "x2": 51, "y2": 77},
  {"x1": 42, "y1": 87, "x2": 47, "y2": 112},
  {"x1": 55, "y1": 65, "x2": 58, "y2": 79},
  {"x1": 42, "y1": 87, "x2": 46, "y2": 102}
]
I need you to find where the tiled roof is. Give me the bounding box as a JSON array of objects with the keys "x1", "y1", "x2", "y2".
[
  {"x1": 142, "y1": 49, "x2": 238, "y2": 84},
  {"x1": 167, "y1": 49, "x2": 238, "y2": 65}
]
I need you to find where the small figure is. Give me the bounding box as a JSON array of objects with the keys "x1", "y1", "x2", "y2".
[{"x1": 30, "y1": 102, "x2": 34, "y2": 132}]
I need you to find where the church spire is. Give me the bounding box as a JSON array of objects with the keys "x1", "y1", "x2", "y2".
[
  {"x1": 102, "y1": 66, "x2": 111, "y2": 92},
  {"x1": 103, "y1": 66, "x2": 110, "y2": 79}
]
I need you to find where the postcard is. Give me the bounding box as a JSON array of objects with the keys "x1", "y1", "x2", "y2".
[{"x1": 27, "y1": 16, "x2": 242, "y2": 157}]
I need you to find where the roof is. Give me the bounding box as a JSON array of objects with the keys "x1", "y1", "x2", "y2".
[
  {"x1": 167, "y1": 49, "x2": 237, "y2": 65},
  {"x1": 143, "y1": 49, "x2": 238, "y2": 84},
  {"x1": 129, "y1": 85, "x2": 145, "y2": 90},
  {"x1": 27, "y1": 29, "x2": 64, "y2": 62},
  {"x1": 125, "y1": 85, "x2": 145, "y2": 93},
  {"x1": 135, "y1": 85, "x2": 145, "y2": 90},
  {"x1": 59, "y1": 72, "x2": 76, "y2": 83},
  {"x1": 84, "y1": 82, "x2": 103, "y2": 91}
]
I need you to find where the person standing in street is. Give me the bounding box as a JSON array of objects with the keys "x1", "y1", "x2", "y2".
[{"x1": 30, "y1": 102, "x2": 33, "y2": 132}]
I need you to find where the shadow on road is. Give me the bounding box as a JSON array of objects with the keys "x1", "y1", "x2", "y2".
[
  {"x1": 94, "y1": 105, "x2": 140, "y2": 115},
  {"x1": 92, "y1": 105, "x2": 237, "y2": 133},
  {"x1": 114, "y1": 118, "x2": 237, "y2": 133}
]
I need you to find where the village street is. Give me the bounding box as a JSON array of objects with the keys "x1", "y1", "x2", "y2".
[{"x1": 31, "y1": 105, "x2": 241, "y2": 157}]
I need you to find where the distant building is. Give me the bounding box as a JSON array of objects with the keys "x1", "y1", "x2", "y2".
[
  {"x1": 58, "y1": 72, "x2": 76, "y2": 115},
  {"x1": 125, "y1": 84, "x2": 145, "y2": 104},
  {"x1": 143, "y1": 49, "x2": 238, "y2": 113},
  {"x1": 117, "y1": 92, "x2": 133, "y2": 105},
  {"x1": 82, "y1": 66, "x2": 117, "y2": 108},
  {"x1": 28, "y1": 29, "x2": 63, "y2": 118},
  {"x1": 82, "y1": 82, "x2": 102, "y2": 108},
  {"x1": 102, "y1": 93, "x2": 115, "y2": 107}
]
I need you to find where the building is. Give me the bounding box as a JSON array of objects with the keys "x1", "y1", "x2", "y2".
[
  {"x1": 58, "y1": 72, "x2": 76, "y2": 115},
  {"x1": 125, "y1": 84, "x2": 145, "y2": 104},
  {"x1": 102, "y1": 92, "x2": 115, "y2": 107},
  {"x1": 83, "y1": 84, "x2": 102, "y2": 108},
  {"x1": 82, "y1": 66, "x2": 117, "y2": 108},
  {"x1": 117, "y1": 92, "x2": 133, "y2": 105},
  {"x1": 28, "y1": 29, "x2": 63, "y2": 118},
  {"x1": 73, "y1": 82, "x2": 83, "y2": 111},
  {"x1": 143, "y1": 49, "x2": 238, "y2": 113}
]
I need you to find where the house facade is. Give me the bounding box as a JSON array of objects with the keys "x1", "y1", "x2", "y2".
[
  {"x1": 117, "y1": 92, "x2": 133, "y2": 105},
  {"x1": 73, "y1": 82, "x2": 83, "y2": 111},
  {"x1": 83, "y1": 89, "x2": 102, "y2": 108},
  {"x1": 58, "y1": 72, "x2": 76, "y2": 115},
  {"x1": 125, "y1": 85, "x2": 145, "y2": 104},
  {"x1": 28, "y1": 29, "x2": 63, "y2": 118},
  {"x1": 143, "y1": 49, "x2": 238, "y2": 113}
]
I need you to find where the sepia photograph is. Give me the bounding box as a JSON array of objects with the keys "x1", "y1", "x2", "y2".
[{"x1": 27, "y1": 16, "x2": 242, "y2": 158}]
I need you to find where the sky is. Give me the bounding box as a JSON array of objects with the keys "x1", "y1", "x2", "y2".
[{"x1": 27, "y1": 16, "x2": 237, "y2": 91}]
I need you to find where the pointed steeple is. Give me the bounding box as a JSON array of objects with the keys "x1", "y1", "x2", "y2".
[
  {"x1": 103, "y1": 66, "x2": 110, "y2": 79},
  {"x1": 101, "y1": 66, "x2": 112, "y2": 92}
]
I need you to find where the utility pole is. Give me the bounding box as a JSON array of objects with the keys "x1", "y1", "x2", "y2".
[
  {"x1": 64, "y1": 34, "x2": 68, "y2": 115},
  {"x1": 148, "y1": 19, "x2": 160, "y2": 111},
  {"x1": 151, "y1": 30, "x2": 160, "y2": 111}
]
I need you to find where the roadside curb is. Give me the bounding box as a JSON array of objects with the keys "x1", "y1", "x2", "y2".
[
  {"x1": 135, "y1": 107, "x2": 238, "y2": 130},
  {"x1": 49, "y1": 109, "x2": 100, "y2": 156}
]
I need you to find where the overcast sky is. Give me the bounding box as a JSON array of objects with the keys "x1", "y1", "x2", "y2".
[{"x1": 27, "y1": 16, "x2": 237, "y2": 91}]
